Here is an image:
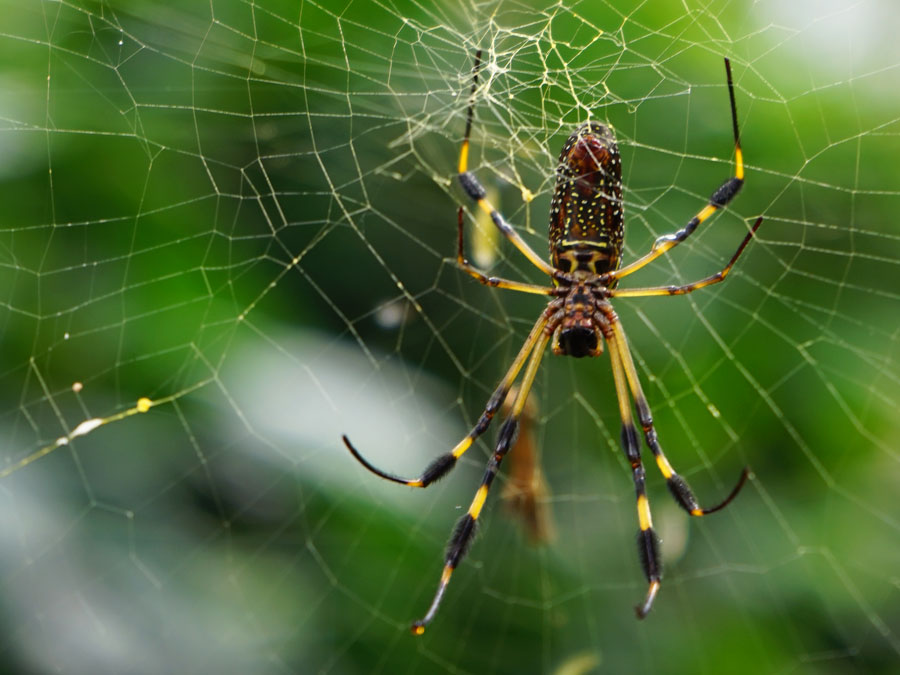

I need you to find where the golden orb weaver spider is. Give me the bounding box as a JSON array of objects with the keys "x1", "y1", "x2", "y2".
[{"x1": 343, "y1": 51, "x2": 762, "y2": 634}]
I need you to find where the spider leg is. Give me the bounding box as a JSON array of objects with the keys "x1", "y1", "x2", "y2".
[
  {"x1": 603, "y1": 308, "x2": 750, "y2": 519},
  {"x1": 412, "y1": 329, "x2": 552, "y2": 634},
  {"x1": 609, "y1": 58, "x2": 744, "y2": 283},
  {"x1": 458, "y1": 50, "x2": 557, "y2": 278},
  {"x1": 343, "y1": 304, "x2": 561, "y2": 488},
  {"x1": 609, "y1": 216, "x2": 762, "y2": 299},
  {"x1": 456, "y1": 208, "x2": 558, "y2": 296},
  {"x1": 602, "y1": 314, "x2": 662, "y2": 618}
]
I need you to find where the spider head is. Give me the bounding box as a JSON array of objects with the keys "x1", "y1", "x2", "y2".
[
  {"x1": 558, "y1": 327, "x2": 598, "y2": 358},
  {"x1": 553, "y1": 325, "x2": 602, "y2": 358},
  {"x1": 552, "y1": 284, "x2": 605, "y2": 358}
]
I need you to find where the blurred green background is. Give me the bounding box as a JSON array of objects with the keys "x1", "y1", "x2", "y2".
[{"x1": 1, "y1": 1, "x2": 898, "y2": 673}]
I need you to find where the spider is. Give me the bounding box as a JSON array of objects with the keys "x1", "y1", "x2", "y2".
[{"x1": 343, "y1": 52, "x2": 762, "y2": 634}]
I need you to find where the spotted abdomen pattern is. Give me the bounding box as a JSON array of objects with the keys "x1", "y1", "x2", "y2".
[{"x1": 548, "y1": 122, "x2": 624, "y2": 279}]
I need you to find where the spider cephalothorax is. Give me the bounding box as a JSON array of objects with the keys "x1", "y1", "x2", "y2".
[{"x1": 547, "y1": 282, "x2": 602, "y2": 358}]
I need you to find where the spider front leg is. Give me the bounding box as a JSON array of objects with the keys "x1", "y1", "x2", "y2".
[
  {"x1": 412, "y1": 329, "x2": 552, "y2": 634},
  {"x1": 602, "y1": 313, "x2": 662, "y2": 618},
  {"x1": 600, "y1": 307, "x2": 750, "y2": 617},
  {"x1": 343, "y1": 305, "x2": 560, "y2": 488},
  {"x1": 605, "y1": 313, "x2": 750, "y2": 517}
]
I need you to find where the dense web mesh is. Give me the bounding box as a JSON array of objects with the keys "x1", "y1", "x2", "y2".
[{"x1": 0, "y1": 1, "x2": 898, "y2": 673}]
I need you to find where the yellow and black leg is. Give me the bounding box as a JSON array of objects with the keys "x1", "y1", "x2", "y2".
[
  {"x1": 457, "y1": 50, "x2": 558, "y2": 279},
  {"x1": 609, "y1": 58, "x2": 745, "y2": 284},
  {"x1": 607, "y1": 314, "x2": 750, "y2": 520},
  {"x1": 343, "y1": 308, "x2": 559, "y2": 488},
  {"x1": 610, "y1": 216, "x2": 763, "y2": 299},
  {"x1": 456, "y1": 207, "x2": 558, "y2": 296},
  {"x1": 412, "y1": 331, "x2": 551, "y2": 634},
  {"x1": 604, "y1": 318, "x2": 662, "y2": 617}
]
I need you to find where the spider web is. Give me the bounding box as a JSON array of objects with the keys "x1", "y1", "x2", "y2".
[{"x1": 0, "y1": 1, "x2": 898, "y2": 673}]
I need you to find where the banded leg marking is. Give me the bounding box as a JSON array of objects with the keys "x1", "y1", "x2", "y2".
[
  {"x1": 457, "y1": 50, "x2": 556, "y2": 278},
  {"x1": 456, "y1": 207, "x2": 558, "y2": 296},
  {"x1": 605, "y1": 320, "x2": 663, "y2": 618},
  {"x1": 343, "y1": 309, "x2": 558, "y2": 487},
  {"x1": 607, "y1": 315, "x2": 750, "y2": 517},
  {"x1": 412, "y1": 331, "x2": 551, "y2": 634},
  {"x1": 609, "y1": 58, "x2": 745, "y2": 283},
  {"x1": 609, "y1": 217, "x2": 763, "y2": 299}
]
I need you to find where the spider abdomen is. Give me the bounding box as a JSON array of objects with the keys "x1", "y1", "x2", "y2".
[{"x1": 549, "y1": 122, "x2": 624, "y2": 278}]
